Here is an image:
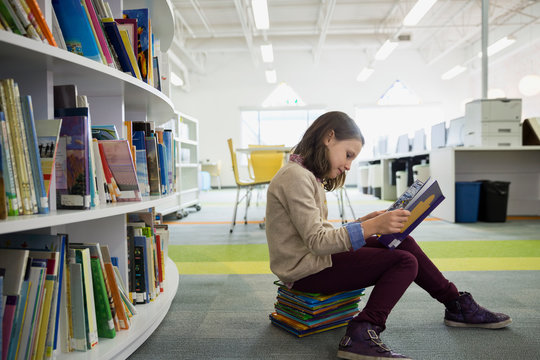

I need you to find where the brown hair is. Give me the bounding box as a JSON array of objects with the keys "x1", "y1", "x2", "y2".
[{"x1": 293, "y1": 111, "x2": 364, "y2": 191}]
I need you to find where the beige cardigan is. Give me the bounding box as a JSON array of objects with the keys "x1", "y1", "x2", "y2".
[{"x1": 265, "y1": 161, "x2": 354, "y2": 283}]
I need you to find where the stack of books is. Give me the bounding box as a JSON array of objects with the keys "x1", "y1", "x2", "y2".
[{"x1": 269, "y1": 282, "x2": 365, "y2": 337}]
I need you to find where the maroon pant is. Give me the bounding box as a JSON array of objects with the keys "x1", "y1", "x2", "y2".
[{"x1": 292, "y1": 235, "x2": 459, "y2": 329}]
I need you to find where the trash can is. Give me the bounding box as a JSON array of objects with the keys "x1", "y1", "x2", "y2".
[
  {"x1": 455, "y1": 182, "x2": 482, "y2": 222},
  {"x1": 477, "y1": 180, "x2": 511, "y2": 222}
]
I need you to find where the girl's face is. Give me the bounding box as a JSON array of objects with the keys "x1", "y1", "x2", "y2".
[{"x1": 324, "y1": 131, "x2": 363, "y2": 179}]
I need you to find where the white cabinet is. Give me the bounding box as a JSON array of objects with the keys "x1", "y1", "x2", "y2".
[{"x1": 0, "y1": 0, "x2": 179, "y2": 358}]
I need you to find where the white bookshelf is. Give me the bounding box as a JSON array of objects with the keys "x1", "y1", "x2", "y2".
[
  {"x1": 0, "y1": 0, "x2": 179, "y2": 358},
  {"x1": 178, "y1": 112, "x2": 201, "y2": 215}
]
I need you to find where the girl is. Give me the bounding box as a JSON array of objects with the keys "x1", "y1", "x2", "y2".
[{"x1": 265, "y1": 111, "x2": 511, "y2": 360}]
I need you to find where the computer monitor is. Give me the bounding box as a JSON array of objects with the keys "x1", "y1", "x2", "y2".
[
  {"x1": 412, "y1": 129, "x2": 426, "y2": 152},
  {"x1": 396, "y1": 134, "x2": 410, "y2": 153},
  {"x1": 431, "y1": 122, "x2": 446, "y2": 149},
  {"x1": 446, "y1": 117, "x2": 465, "y2": 147}
]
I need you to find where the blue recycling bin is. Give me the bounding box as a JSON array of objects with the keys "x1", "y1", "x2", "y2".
[{"x1": 455, "y1": 182, "x2": 482, "y2": 223}]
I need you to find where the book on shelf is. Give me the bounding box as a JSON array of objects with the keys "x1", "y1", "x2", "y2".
[
  {"x1": 157, "y1": 143, "x2": 168, "y2": 195},
  {"x1": 122, "y1": 8, "x2": 152, "y2": 84},
  {"x1": 51, "y1": 6, "x2": 67, "y2": 50},
  {"x1": 100, "y1": 245, "x2": 130, "y2": 330},
  {"x1": 69, "y1": 247, "x2": 99, "y2": 350},
  {"x1": 54, "y1": 109, "x2": 91, "y2": 210},
  {"x1": 135, "y1": 149, "x2": 150, "y2": 196},
  {"x1": 97, "y1": 141, "x2": 121, "y2": 202},
  {"x1": 0, "y1": 110, "x2": 19, "y2": 216},
  {"x1": 6, "y1": 0, "x2": 41, "y2": 41},
  {"x1": 101, "y1": 18, "x2": 139, "y2": 79},
  {"x1": 20, "y1": 95, "x2": 48, "y2": 214},
  {"x1": 0, "y1": 0, "x2": 26, "y2": 36},
  {"x1": 52, "y1": 0, "x2": 101, "y2": 62},
  {"x1": 0, "y1": 137, "x2": 6, "y2": 219},
  {"x1": 68, "y1": 262, "x2": 86, "y2": 352},
  {"x1": 145, "y1": 135, "x2": 161, "y2": 196},
  {"x1": 82, "y1": 0, "x2": 114, "y2": 67},
  {"x1": 119, "y1": 28, "x2": 143, "y2": 80},
  {"x1": 377, "y1": 177, "x2": 445, "y2": 249},
  {"x1": 98, "y1": 139, "x2": 142, "y2": 202},
  {"x1": 0, "y1": 79, "x2": 38, "y2": 215},
  {"x1": 91, "y1": 139, "x2": 109, "y2": 204},
  {"x1": 25, "y1": 0, "x2": 57, "y2": 46},
  {"x1": 35, "y1": 119, "x2": 62, "y2": 198},
  {"x1": 91, "y1": 124, "x2": 119, "y2": 141},
  {"x1": 115, "y1": 18, "x2": 138, "y2": 59}
]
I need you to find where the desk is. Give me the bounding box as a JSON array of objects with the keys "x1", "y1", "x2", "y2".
[
  {"x1": 236, "y1": 146, "x2": 293, "y2": 154},
  {"x1": 358, "y1": 146, "x2": 540, "y2": 222}
]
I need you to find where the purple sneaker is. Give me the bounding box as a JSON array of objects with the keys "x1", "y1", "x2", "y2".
[
  {"x1": 444, "y1": 292, "x2": 512, "y2": 329},
  {"x1": 337, "y1": 321, "x2": 411, "y2": 360}
]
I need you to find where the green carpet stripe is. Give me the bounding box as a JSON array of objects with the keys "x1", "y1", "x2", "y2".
[{"x1": 169, "y1": 240, "x2": 540, "y2": 263}]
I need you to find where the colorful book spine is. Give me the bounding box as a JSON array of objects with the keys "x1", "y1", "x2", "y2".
[
  {"x1": 20, "y1": 95, "x2": 49, "y2": 214},
  {"x1": 89, "y1": 257, "x2": 116, "y2": 338},
  {"x1": 73, "y1": 248, "x2": 98, "y2": 349},
  {"x1": 25, "y1": 0, "x2": 57, "y2": 46},
  {"x1": 0, "y1": 110, "x2": 19, "y2": 216},
  {"x1": 68, "y1": 262, "x2": 87, "y2": 352},
  {"x1": 101, "y1": 19, "x2": 138, "y2": 78}
]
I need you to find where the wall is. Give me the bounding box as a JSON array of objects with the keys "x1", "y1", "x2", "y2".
[{"x1": 170, "y1": 43, "x2": 536, "y2": 187}]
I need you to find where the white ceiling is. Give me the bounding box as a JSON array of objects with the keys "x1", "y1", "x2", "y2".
[{"x1": 168, "y1": 0, "x2": 540, "y2": 89}]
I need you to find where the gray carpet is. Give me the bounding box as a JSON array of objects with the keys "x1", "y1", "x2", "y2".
[{"x1": 128, "y1": 271, "x2": 540, "y2": 360}]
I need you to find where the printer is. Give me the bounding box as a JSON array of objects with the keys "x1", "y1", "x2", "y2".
[{"x1": 463, "y1": 98, "x2": 522, "y2": 147}]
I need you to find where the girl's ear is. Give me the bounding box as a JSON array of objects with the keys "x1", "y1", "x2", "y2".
[{"x1": 324, "y1": 130, "x2": 335, "y2": 145}]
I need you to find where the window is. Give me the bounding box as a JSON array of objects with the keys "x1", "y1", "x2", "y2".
[{"x1": 241, "y1": 109, "x2": 326, "y2": 147}]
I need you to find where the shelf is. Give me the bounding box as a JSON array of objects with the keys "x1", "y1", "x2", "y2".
[
  {"x1": 56, "y1": 258, "x2": 179, "y2": 360},
  {"x1": 180, "y1": 139, "x2": 198, "y2": 146},
  {"x1": 0, "y1": 32, "x2": 174, "y2": 120},
  {"x1": 0, "y1": 194, "x2": 179, "y2": 235},
  {"x1": 181, "y1": 188, "x2": 199, "y2": 195}
]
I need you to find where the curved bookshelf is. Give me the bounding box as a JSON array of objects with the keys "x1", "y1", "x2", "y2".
[{"x1": 55, "y1": 258, "x2": 179, "y2": 360}]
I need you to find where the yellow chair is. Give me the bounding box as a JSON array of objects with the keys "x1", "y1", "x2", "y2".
[
  {"x1": 227, "y1": 139, "x2": 272, "y2": 233},
  {"x1": 248, "y1": 144, "x2": 285, "y2": 183}
]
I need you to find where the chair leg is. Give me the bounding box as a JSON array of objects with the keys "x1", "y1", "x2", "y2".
[
  {"x1": 244, "y1": 186, "x2": 252, "y2": 225},
  {"x1": 230, "y1": 186, "x2": 241, "y2": 233},
  {"x1": 337, "y1": 189, "x2": 345, "y2": 224}
]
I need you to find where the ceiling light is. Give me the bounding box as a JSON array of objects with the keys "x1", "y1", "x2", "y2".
[
  {"x1": 356, "y1": 67, "x2": 374, "y2": 82},
  {"x1": 265, "y1": 69, "x2": 276, "y2": 83},
  {"x1": 441, "y1": 65, "x2": 466, "y2": 80},
  {"x1": 260, "y1": 44, "x2": 274, "y2": 62},
  {"x1": 170, "y1": 71, "x2": 184, "y2": 87},
  {"x1": 403, "y1": 0, "x2": 438, "y2": 26},
  {"x1": 518, "y1": 74, "x2": 540, "y2": 96},
  {"x1": 252, "y1": 0, "x2": 269, "y2": 30},
  {"x1": 477, "y1": 36, "x2": 516, "y2": 58},
  {"x1": 374, "y1": 40, "x2": 399, "y2": 61}
]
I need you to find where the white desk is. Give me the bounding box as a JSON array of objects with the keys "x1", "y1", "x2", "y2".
[
  {"x1": 358, "y1": 146, "x2": 540, "y2": 222},
  {"x1": 236, "y1": 146, "x2": 293, "y2": 154}
]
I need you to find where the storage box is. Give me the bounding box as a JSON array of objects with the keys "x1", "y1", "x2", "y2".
[{"x1": 455, "y1": 182, "x2": 482, "y2": 222}]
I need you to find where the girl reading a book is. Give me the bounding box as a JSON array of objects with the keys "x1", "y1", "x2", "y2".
[{"x1": 265, "y1": 111, "x2": 511, "y2": 360}]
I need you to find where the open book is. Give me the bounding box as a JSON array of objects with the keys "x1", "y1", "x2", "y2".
[{"x1": 377, "y1": 177, "x2": 445, "y2": 249}]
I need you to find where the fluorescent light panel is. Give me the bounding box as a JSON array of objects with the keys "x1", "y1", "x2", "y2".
[
  {"x1": 170, "y1": 71, "x2": 184, "y2": 86},
  {"x1": 260, "y1": 44, "x2": 274, "y2": 62},
  {"x1": 403, "y1": 0, "x2": 438, "y2": 26},
  {"x1": 265, "y1": 69, "x2": 276, "y2": 83},
  {"x1": 375, "y1": 40, "x2": 399, "y2": 60},
  {"x1": 356, "y1": 67, "x2": 374, "y2": 82},
  {"x1": 441, "y1": 65, "x2": 466, "y2": 80},
  {"x1": 252, "y1": 0, "x2": 269, "y2": 30},
  {"x1": 477, "y1": 36, "x2": 516, "y2": 58}
]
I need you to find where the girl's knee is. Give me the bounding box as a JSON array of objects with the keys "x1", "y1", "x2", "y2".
[{"x1": 398, "y1": 251, "x2": 418, "y2": 278}]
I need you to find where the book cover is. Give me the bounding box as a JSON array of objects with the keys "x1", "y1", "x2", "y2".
[
  {"x1": 162, "y1": 130, "x2": 174, "y2": 193},
  {"x1": 51, "y1": 6, "x2": 67, "y2": 50},
  {"x1": 100, "y1": 246, "x2": 130, "y2": 330},
  {"x1": 132, "y1": 234, "x2": 149, "y2": 304},
  {"x1": 17, "y1": 259, "x2": 46, "y2": 360},
  {"x1": 0, "y1": 110, "x2": 19, "y2": 216},
  {"x1": 55, "y1": 112, "x2": 91, "y2": 209},
  {"x1": 98, "y1": 140, "x2": 141, "y2": 201},
  {"x1": 20, "y1": 95, "x2": 48, "y2": 214},
  {"x1": 115, "y1": 18, "x2": 137, "y2": 59},
  {"x1": 53, "y1": 84, "x2": 77, "y2": 109},
  {"x1": 378, "y1": 177, "x2": 445, "y2": 249},
  {"x1": 0, "y1": 137, "x2": 6, "y2": 219},
  {"x1": 0, "y1": 0, "x2": 25, "y2": 35},
  {"x1": 119, "y1": 28, "x2": 142, "y2": 80},
  {"x1": 35, "y1": 119, "x2": 62, "y2": 198},
  {"x1": 122, "y1": 8, "x2": 150, "y2": 83},
  {"x1": 133, "y1": 149, "x2": 148, "y2": 196},
  {"x1": 68, "y1": 262, "x2": 87, "y2": 352},
  {"x1": 25, "y1": 0, "x2": 57, "y2": 46},
  {"x1": 157, "y1": 143, "x2": 168, "y2": 195},
  {"x1": 101, "y1": 19, "x2": 138, "y2": 78},
  {"x1": 91, "y1": 125, "x2": 118, "y2": 141},
  {"x1": 52, "y1": 0, "x2": 101, "y2": 61},
  {"x1": 97, "y1": 142, "x2": 120, "y2": 202},
  {"x1": 91, "y1": 139, "x2": 109, "y2": 204},
  {"x1": 89, "y1": 257, "x2": 116, "y2": 338},
  {"x1": 82, "y1": 0, "x2": 114, "y2": 67},
  {"x1": 144, "y1": 136, "x2": 161, "y2": 196},
  {"x1": 6, "y1": 257, "x2": 30, "y2": 360},
  {"x1": 71, "y1": 248, "x2": 98, "y2": 349}
]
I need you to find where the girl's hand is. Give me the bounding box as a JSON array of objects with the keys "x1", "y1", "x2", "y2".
[
  {"x1": 361, "y1": 209, "x2": 411, "y2": 237},
  {"x1": 357, "y1": 210, "x2": 385, "y2": 222}
]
